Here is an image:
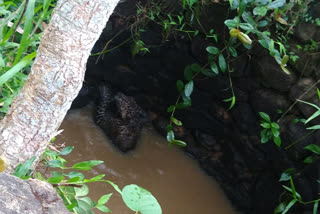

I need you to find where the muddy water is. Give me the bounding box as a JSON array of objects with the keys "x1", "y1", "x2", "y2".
[{"x1": 56, "y1": 107, "x2": 235, "y2": 214}]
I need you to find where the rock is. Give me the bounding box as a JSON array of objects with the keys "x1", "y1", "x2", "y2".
[
  {"x1": 250, "y1": 88, "x2": 291, "y2": 119},
  {"x1": 0, "y1": 173, "x2": 69, "y2": 214},
  {"x1": 231, "y1": 102, "x2": 257, "y2": 133},
  {"x1": 289, "y1": 78, "x2": 320, "y2": 124},
  {"x1": 252, "y1": 56, "x2": 296, "y2": 92},
  {"x1": 95, "y1": 84, "x2": 147, "y2": 152}
]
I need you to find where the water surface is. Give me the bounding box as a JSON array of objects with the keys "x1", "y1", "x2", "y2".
[{"x1": 56, "y1": 107, "x2": 235, "y2": 214}]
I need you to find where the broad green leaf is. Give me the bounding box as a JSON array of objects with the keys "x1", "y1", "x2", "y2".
[
  {"x1": 122, "y1": 184, "x2": 162, "y2": 214},
  {"x1": 260, "y1": 122, "x2": 270, "y2": 128},
  {"x1": 48, "y1": 175, "x2": 64, "y2": 184},
  {"x1": 253, "y1": 6, "x2": 268, "y2": 16},
  {"x1": 272, "y1": 128, "x2": 280, "y2": 137},
  {"x1": 96, "y1": 204, "x2": 111, "y2": 213},
  {"x1": 76, "y1": 197, "x2": 92, "y2": 212},
  {"x1": 273, "y1": 136, "x2": 281, "y2": 147},
  {"x1": 98, "y1": 193, "x2": 113, "y2": 205},
  {"x1": 13, "y1": 156, "x2": 36, "y2": 179},
  {"x1": 271, "y1": 122, "x2": 280, "y2": 129},
  {"x1": 257, "y1": 20, "x2": 268, "y2": 28},
  {"x1": 218, "y1": 54, "x2": 226, "y2": 72},
  {"x1": 267, "y1": 0, "x2": 285, "y2": 9},
  {"x1": 304, "y1": 156, "x2": 313, "y2": 164},
  {"x1": 201, "y1": 69, "x2": 216, "y2": 77},
  {"x1": 60, "y1": 146, "x2": 74, "y2": 156},
  {"x1": 206, "y1": 46, "x2": 220, "y2": 55},
  {"x1": 47, "y1": 159, "x2": 65, "y2": 168},
  {"x1": 210, "y1": 61, "x2": 219, "y2": 75},
  {"x1": 67, "y1": 176, "x2": 82, "y2": 183},
  {"x1": 0, "y1": 52, "x2": 36, "y2": 86},
  {"x1": 105, "y1": 180, "x2": 122, "y2": 194},
  {"x1": 190, "y1": 63, "x2": 201, "y2": 72},
  {"x1": 75, "y1": 184, "x2": 89, "y2": 197},
  {"x1": 184, "y1": 80, "x2": 193, "y2": 97},
  {"x1": 259, "y1": 112, "x2": 271, "y2": 122},
  {"x1": 167, "y1": 105, "x2": 175, "y2": 113},
  {"x1": 304, "y1": 144, "x2": 320, "y2": 155},
  {"x1": 239, "y1": 23, "x2": 254, "y2": 31},
  {"x1": 224, "y1": 17, "x2": 239, "y2": 28},
  {"x1": 72, "y1": 160, "x2": 104, "y2": 171},
  {"x1": 279, "y1": 173, "x2": 291, "y2": 182},
  {"x1": 65, "y1": 171, "x2": 85, "y2": 180},
  {"x1": 228, "y1": 46, "x2": 237, "y2": 57}
]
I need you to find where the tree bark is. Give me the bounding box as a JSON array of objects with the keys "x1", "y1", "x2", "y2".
[{"x1": 0, "y1": 0, "x2": 120, "y2": 173}]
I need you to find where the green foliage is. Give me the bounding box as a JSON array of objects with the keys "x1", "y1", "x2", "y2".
[
  {"x1": 259, "y1": 112, "x2": 281, "y2": 147},
  {"x1": 14, "y1": 145, "x2": 162, "y2": 214},
  {"x1": 0, "y1": 0, "x2": 55, "y2": 114}
]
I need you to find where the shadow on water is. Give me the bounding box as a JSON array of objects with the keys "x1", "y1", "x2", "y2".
[{"x1": 56, "y1": 106, "x2": 235, "y2": 214}]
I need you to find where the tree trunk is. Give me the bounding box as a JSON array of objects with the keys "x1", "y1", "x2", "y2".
[{"x1": 0, "y1": 0, "x2": 120, "y2": 173}]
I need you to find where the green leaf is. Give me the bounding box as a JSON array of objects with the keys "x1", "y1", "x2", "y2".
[
  {"x1": 305, "y1": 111, "x2": 320, "y2": 124},
  {"x1": 313, "y1": 200, "x2": 319, "y2": 214},
  {"x1": 65, "y1": 171, "x2": 85, "y2": 180},
  {"x1": 272, "y1": 128, "x2": 280, "y2": 137},
  {"x1": 96, "y1": 204, "x2": 111, "y2": 213},
  {"x1": 259, "y1": 112, "x2": 271, "y2": 122},
  {"x1": 176, "y1": 80, "x2": 184, "y2": 93},
  {"x1": 206, "y1": 46, "x2": 220, "y2": 55},
  {"x1": 0, "y1": 52, "x2": 36, "y2": 87},
  {"x1": 67, "y1": 176, "x2": 82, "y2": 183},
  {"x1": 84, "y1": 174, "x2": 105, "y2": 183},
  {"x1": 218, "y1": 54, "x2": 227, "y2": 72},
  {"x1": 13, "y1": 0, "x2": 36, "y2": 65},
  {"x1": 239, "y1": 23, "x2": 254, "y2": 31},
  {"x1": 271, "y1": 122, "x2": 280, "y2": 129},
  {"x1": 13, "y1": 156, "x2": 36, "y2": 179},
  {"x1": 317, "y1": 88, "x2": 320, "y2": 100},
  {"x1": 122, "y1": 184, "x2": 162, "y2": 214},
  {"x1": 201, "y1": 69, "x2": 216, "y2": 77},
  {"x1": 279, "y1": 173, "x2": 291, "y2": 182},
  {"x1": 184, "y1": 66, "x2": 193, "y2": 81},
  {"x1": 210, "y1": 61, "x2": 219, "y2": 75},
  {"x1": 72, "y1": 160, "x2": 104, "y2": 171},
  {"x1": 170, "y1": 117, "x2": 182, "y2": 126},
  {"x1": 253, "y1": 6, "x2": 268, "y2": 16},
  {"x1": 260, "y1": 123, "x2": 271, "y2": 128},
  {"x1": 75, "y1": 184, "x2": 89, "y2": 197},
  {"x1": 224, "y1": 17, "x2": 239, "y2": 28},
  {"x1": 304, "y1": 156, "x2": 313, "y2": 164},
  {"x1": 307, "y1": 125, "x2": 320, "y2": 130},
  {"x1": 47, "y1": 159, "x2": 65, "y2": 168},
  {"x1": 267, "y1": 0, "x2": 286, "y2": 9},
  {"x1": 184, "y1": 80, "x2": 193, "y2": 97},
  {"x1": 166, "y1": 130, "x2": 175, "y2": 142},
  {"x1": 223, "y1": 96, "x2": 236, "y2": 110},
  {"x1": 274, "y1": 202, "x2": 286, "y2": 213},
  {"x1": 76, "y1": 197, "x2": 92, "y2": 212},
  {"x1": 273, "y1": 136, "x2": 281, "y2": 147},
  {"x1": 228, "y1": 46, "x2": 237, "y2": 57},
  {"x1": 98, "y1": 193, "x2": 113, "y2": 205},
  {"x1": 257, "y1": 20, "x2": 268, "y2": 27},
  {"x1": 48, "y1": 175, "x2": 64, "y2": 184},
  {"x1": 281, "y1": 199, "x2": 297, "y2": 214},
  {"x1": 167, "y1": 105, "x2": 175, "y2": 113},
  {"x1": 60, "y1": 146, "x2": 74, "y2": 156},
  {"x1": 171, "y1": 140, "x2": 187, "y2": 147},
  {"x1": 304, "y1": 144, "x2": 320, "y2": 154},
  {"x1": 261, "y1": 134, "x2": 269, "y2": 143}
]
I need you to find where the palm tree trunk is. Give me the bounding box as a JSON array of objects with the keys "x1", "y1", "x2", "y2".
[{"x1": 0, "y1": 0, "x2": 120, "y2": 173}]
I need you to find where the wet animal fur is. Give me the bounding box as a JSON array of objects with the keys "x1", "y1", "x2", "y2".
[{"x1": 95, "y1": 84, "x2": 146, "y2": 152}]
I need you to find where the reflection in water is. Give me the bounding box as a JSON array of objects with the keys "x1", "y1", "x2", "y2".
[{"x1": 56, "y1": 107, "x2": 235, "y2": 214}]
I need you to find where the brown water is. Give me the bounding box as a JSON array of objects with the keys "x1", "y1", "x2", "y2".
[{"x1": 56, "y1": 107, "x2": 235, "y2": 214}]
